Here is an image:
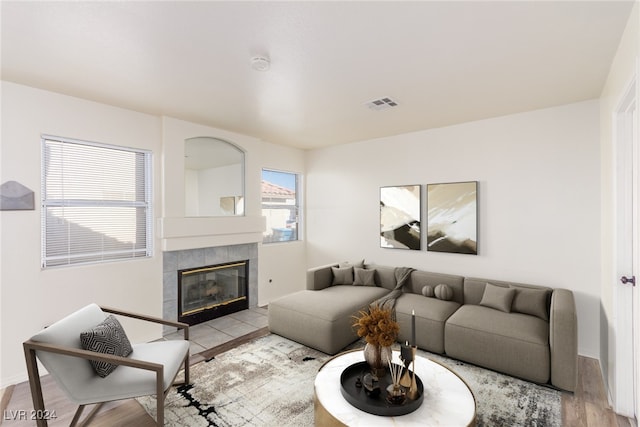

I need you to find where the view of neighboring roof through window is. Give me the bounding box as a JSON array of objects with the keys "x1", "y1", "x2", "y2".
[{"x1": 261, "y1": 169, "x2": 299, "y2": 243}]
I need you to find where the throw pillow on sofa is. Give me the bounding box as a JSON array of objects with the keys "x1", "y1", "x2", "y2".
[
  {"x1": 331, "y1": 266, "x2": 354, "y2": 285},
  {"x1": 421, "y1": 285, "x2": 434, "y2": 297},
  {"x1": 80, "y1": 315, "x2": 133, "y2": 378},
  {"x1": 479, "y1": 283, "x2": 516, "y2": 312},
  {"x1": 510, "y1": 286, "x2": 550, "y2": 320},
  {"x1": 434, "y1": 284, "x2": 453, "y2": 300},
  {"x1": 353, "y1": 267, "x2": 376, "y2": 286}
]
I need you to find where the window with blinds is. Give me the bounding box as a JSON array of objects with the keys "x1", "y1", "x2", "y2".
[{"x1": 41, "y1": 136, "x2": 152, "y2": 268}]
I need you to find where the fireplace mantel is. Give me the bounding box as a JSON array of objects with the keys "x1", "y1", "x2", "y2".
[{"x1": 159, "y1": 215, "x2": 265, "y2": 251}]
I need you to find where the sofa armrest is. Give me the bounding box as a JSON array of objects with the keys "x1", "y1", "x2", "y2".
[
  {"x1": 306, "y1": 263, "x2": 338, "y2": 291},
  {"x1": 549, "y1": 288, "x2": 578, "y2": 392}
]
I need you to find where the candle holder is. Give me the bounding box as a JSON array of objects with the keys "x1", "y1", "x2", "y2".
[
  {"x1": 407, "y1": 346, "x2": 419, "y2": 400},
  {"x1": 399, "y1": 342, "x2": 413, "y2": 387}
]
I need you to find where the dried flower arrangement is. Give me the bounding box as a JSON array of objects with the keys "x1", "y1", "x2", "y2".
[{"x1": 353, "y1": 304, "x2": 400, "y2": 347}]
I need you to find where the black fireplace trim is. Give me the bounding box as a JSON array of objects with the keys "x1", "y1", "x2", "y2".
[{"x1": 179, "y1": 297, "x2": 248, "y2": 326}]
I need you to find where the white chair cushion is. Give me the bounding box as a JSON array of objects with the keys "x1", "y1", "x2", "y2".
[{"x1": 67, "y1": 340, "x2": 190, "y2": 404}]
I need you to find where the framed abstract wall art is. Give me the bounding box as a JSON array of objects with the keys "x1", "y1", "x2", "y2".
[
  {"x1": 380, "y1": 185, "x2": 421, "y2": 250},
  {"x1": 427, "y1": 181, "x2": 477, "y2": 255}
]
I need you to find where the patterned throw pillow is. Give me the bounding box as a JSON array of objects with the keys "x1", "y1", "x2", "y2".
[{"x1": 80, "y1": 315, "x2": 133, "y2": 377}]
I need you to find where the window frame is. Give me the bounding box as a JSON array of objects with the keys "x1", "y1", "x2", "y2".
[
  {"x1": 41, "y1": 135, "x2": 153, "y2": 268},
  {"x1": 261, "y1": 168, "x2": 301, "y2": 244}
]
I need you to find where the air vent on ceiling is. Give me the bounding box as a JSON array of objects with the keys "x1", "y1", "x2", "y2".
[{"x1": 365, "y1": 97, "x2": 399, "y2": 111}]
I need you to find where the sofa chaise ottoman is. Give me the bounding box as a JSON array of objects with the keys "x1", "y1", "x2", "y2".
[{"x1": 268, "y1": 264, "x2": 389, "y2": 354}]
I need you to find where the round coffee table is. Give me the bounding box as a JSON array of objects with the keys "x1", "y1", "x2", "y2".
[{"x1": 314, "y1": 349, "x2": 476, "y2": 426}]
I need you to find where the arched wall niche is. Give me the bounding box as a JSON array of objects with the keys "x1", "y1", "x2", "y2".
[{"x1": 184, "y1": 136, "x2": 245, "y2": 217}]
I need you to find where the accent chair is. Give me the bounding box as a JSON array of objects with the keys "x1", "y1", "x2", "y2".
[{"x1": 23, "y1": 303, "x2": 190, "y2": 426}]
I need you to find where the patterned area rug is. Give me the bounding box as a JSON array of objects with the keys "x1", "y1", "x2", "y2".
[{"x1": 136, "y1": 334, "x2": 561, "y2": 426}]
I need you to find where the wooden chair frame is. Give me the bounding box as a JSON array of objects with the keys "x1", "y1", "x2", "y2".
[{"x1": 23, "y1": 306, "x2": 190, "y2": 427}]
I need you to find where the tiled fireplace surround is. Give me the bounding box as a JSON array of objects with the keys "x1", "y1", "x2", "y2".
[{"x1": 162, "y1": 243, "x2": 259, "y2": 335}]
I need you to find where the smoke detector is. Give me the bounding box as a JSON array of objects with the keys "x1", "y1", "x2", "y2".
[
  {"x1": 251, "y1": 56, "x2": 270, "y2": 72},
  {"x1": 365, "y1": 97, "x2": 399, "y2": 111}
]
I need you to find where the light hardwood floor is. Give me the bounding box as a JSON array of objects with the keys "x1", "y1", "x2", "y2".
[
  {"x1": 1, "y1": 337, "x2": 635, "y2": 426},
  {"x1": 563, "y1": 357, "x2": 634, "y2": 427}
]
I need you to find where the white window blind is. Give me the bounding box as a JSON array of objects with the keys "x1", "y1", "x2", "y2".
[{"x1": 41, "y1": 136, "x2": 152, "y2": 268}]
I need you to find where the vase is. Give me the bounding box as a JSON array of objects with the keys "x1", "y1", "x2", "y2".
[{"x1": 363, "y1": 342, "x2": 392, "y2": 379}]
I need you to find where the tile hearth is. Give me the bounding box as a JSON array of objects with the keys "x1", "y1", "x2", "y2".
[{"x1": 161, "y1": 306, "x2": 268, "y2": 357}]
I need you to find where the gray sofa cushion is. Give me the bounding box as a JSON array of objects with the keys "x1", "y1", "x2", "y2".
[
  {"x1": 395, "y1": 293, "x2": 460, "y2": 354},
  {"x1": 445, "y1": 304, "x2": 550, "y2": 384}
]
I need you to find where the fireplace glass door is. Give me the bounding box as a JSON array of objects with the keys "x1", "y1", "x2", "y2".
[{"x1": 178, "y1": 260, "x2": 248, "y2": 325}]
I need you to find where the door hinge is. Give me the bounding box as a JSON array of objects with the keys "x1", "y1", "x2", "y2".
[{"x1": 620, "y1": 275, "x2": 636, "y2": 286}]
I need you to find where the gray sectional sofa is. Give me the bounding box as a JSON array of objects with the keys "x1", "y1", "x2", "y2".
[{"x1": 268, "y1": 262, "x2": 578, "y2": 392}]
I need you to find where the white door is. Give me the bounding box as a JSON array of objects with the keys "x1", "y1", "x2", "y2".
[{"x1": 614, "y1": 77, "x2": 638, "y2": 421}]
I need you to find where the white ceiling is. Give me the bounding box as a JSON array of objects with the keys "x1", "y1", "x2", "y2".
[{"x1": 1, "y1": 1, "x2": 634, "y2": 150}]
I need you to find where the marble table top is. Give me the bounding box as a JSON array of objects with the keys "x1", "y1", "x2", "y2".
[{"x1": 314, "y1": 349, "x2": 477, "y2": 426}]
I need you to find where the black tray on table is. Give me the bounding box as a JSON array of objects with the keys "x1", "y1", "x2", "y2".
[{"x1": 339, "y1": 361, "x2": 424, "y2": 416}]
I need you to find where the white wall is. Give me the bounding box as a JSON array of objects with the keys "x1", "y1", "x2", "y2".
[
  {"x1": 257, "y1": 140, "x2": 306, "y2": 306},
  {"x1": 0, "y1": 82, "x2": 164, "y2": 386},
  {"x1": 598, "y1": 2, "x2": 638, "y2": 409},
  {"x1": 306, "y1": 101, "x2": 601, "y2": 358},
  {"x1": 0, "y1": 84, "x2": 307, "y2": 387}
]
